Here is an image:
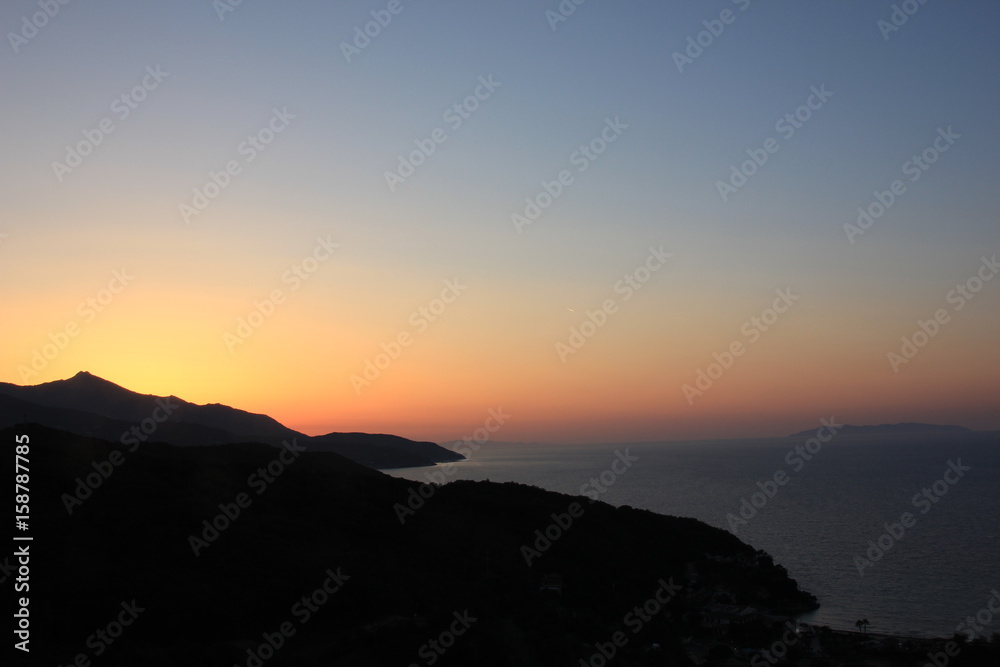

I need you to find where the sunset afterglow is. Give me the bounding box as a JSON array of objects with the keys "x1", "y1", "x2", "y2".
[{"x1": 3, "y1": 1, "x2": 998, "y2": 443}]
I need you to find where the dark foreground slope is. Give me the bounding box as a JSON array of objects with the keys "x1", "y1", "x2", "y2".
[{"x1": 7, "y1": 425, "x2": 816, "y2": 666}]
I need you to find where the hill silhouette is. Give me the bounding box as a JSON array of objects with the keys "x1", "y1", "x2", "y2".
[
  {"x1": 1, "y1": 371, "x2": 297, "y2": 437},
  {"x1": 10, "y1": 423, "x2": 818, "y2": 665},
  {"x1": 788, "y1": 422, "x2": 972, "y2": 437},
  {"x1": 0, "y1": 372, "x2": 460, "y2": 468}
]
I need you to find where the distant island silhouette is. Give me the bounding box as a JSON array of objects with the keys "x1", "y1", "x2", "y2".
[
  {"x1": 0, "y1": 371, "x2": 461, "y2": 469},
  {"x1": 788, "y1": 422, "x2": 971, "y2": 437}
]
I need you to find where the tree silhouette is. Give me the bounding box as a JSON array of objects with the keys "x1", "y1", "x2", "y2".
[{"x1": 855, "y1": 618, "x2": 870, "y2": 638}]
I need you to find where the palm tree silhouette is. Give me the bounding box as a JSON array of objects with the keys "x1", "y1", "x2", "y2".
[{"x1": 855, "y1": 618, "x2": 870, "y2": 638}]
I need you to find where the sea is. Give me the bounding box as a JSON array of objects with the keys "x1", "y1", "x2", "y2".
[{"x1": 387, "y1": 430, "x2": 1000, "y2": 639}]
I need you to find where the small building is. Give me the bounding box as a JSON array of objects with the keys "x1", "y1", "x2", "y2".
[
  {"x1": 539, "y1": 573, "x2": 564, "y2": 595},
  {"x1": 702, "y1": 603, "x2": 760, "y2": 631}
]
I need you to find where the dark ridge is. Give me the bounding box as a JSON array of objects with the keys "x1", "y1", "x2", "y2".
[
  {"x1": 9, "y1": 423, "x2": 818, "y2": 664},
  {"x1": 0, "y1": 372, "x2": 459, "y2": 468},
  {"x1": 310, "y1": 431, "x2": 465, "y2": 468}
]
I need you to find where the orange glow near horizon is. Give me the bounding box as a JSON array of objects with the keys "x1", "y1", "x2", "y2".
[
  {"x1": 4, "y1": 286, "x2": 998, "y2": 443},
  {"x1": 3, "y1": 142, "x2": 998, "y2": 446},
  {"x1": 5, "y1": 237, "x2": 1000, "y2": 444}
]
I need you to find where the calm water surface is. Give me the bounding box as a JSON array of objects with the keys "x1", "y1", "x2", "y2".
[{"x1": 389, "y1": 431, "x2": 1000, "y2": 638}]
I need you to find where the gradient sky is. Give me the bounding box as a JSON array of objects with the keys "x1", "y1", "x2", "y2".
[{"x1": 2, "y1": 0, "x2": 998, "y2": 443}]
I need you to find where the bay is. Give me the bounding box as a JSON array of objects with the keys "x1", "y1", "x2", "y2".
[{"x1": 388, "y1": 431, "x2": 1000, "y2": 639}]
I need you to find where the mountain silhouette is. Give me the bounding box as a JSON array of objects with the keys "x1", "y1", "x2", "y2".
[
  {"x1": 0, "y1": 371, "x2": 299, "y2": 438},
  {"x1": 788, "y1": 422, "x2": 972, "y2": 437},
  {"x1": 0, "y1": 372, "x2": 461, "y2": 468}
]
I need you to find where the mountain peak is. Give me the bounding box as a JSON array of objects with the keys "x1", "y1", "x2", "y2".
[
  {"x1": 63, "y1": 371, "x2": 131, "y2": 392},
  {"x1": 69, "y1": 370, "x2": 111, "y2": 383}
]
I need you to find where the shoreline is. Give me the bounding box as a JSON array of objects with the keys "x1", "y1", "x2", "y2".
[{"x1": 800, "y1": 623, "x2": 962, "y2": 645}]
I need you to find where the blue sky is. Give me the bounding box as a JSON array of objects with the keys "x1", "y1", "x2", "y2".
[{"x1": 2, "y1": 0, "x2": 998, "y2": 441}]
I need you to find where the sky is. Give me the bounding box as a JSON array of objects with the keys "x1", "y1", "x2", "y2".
[{"x1": 2, "y1": 0, "x2": 998, "y2": 444}]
